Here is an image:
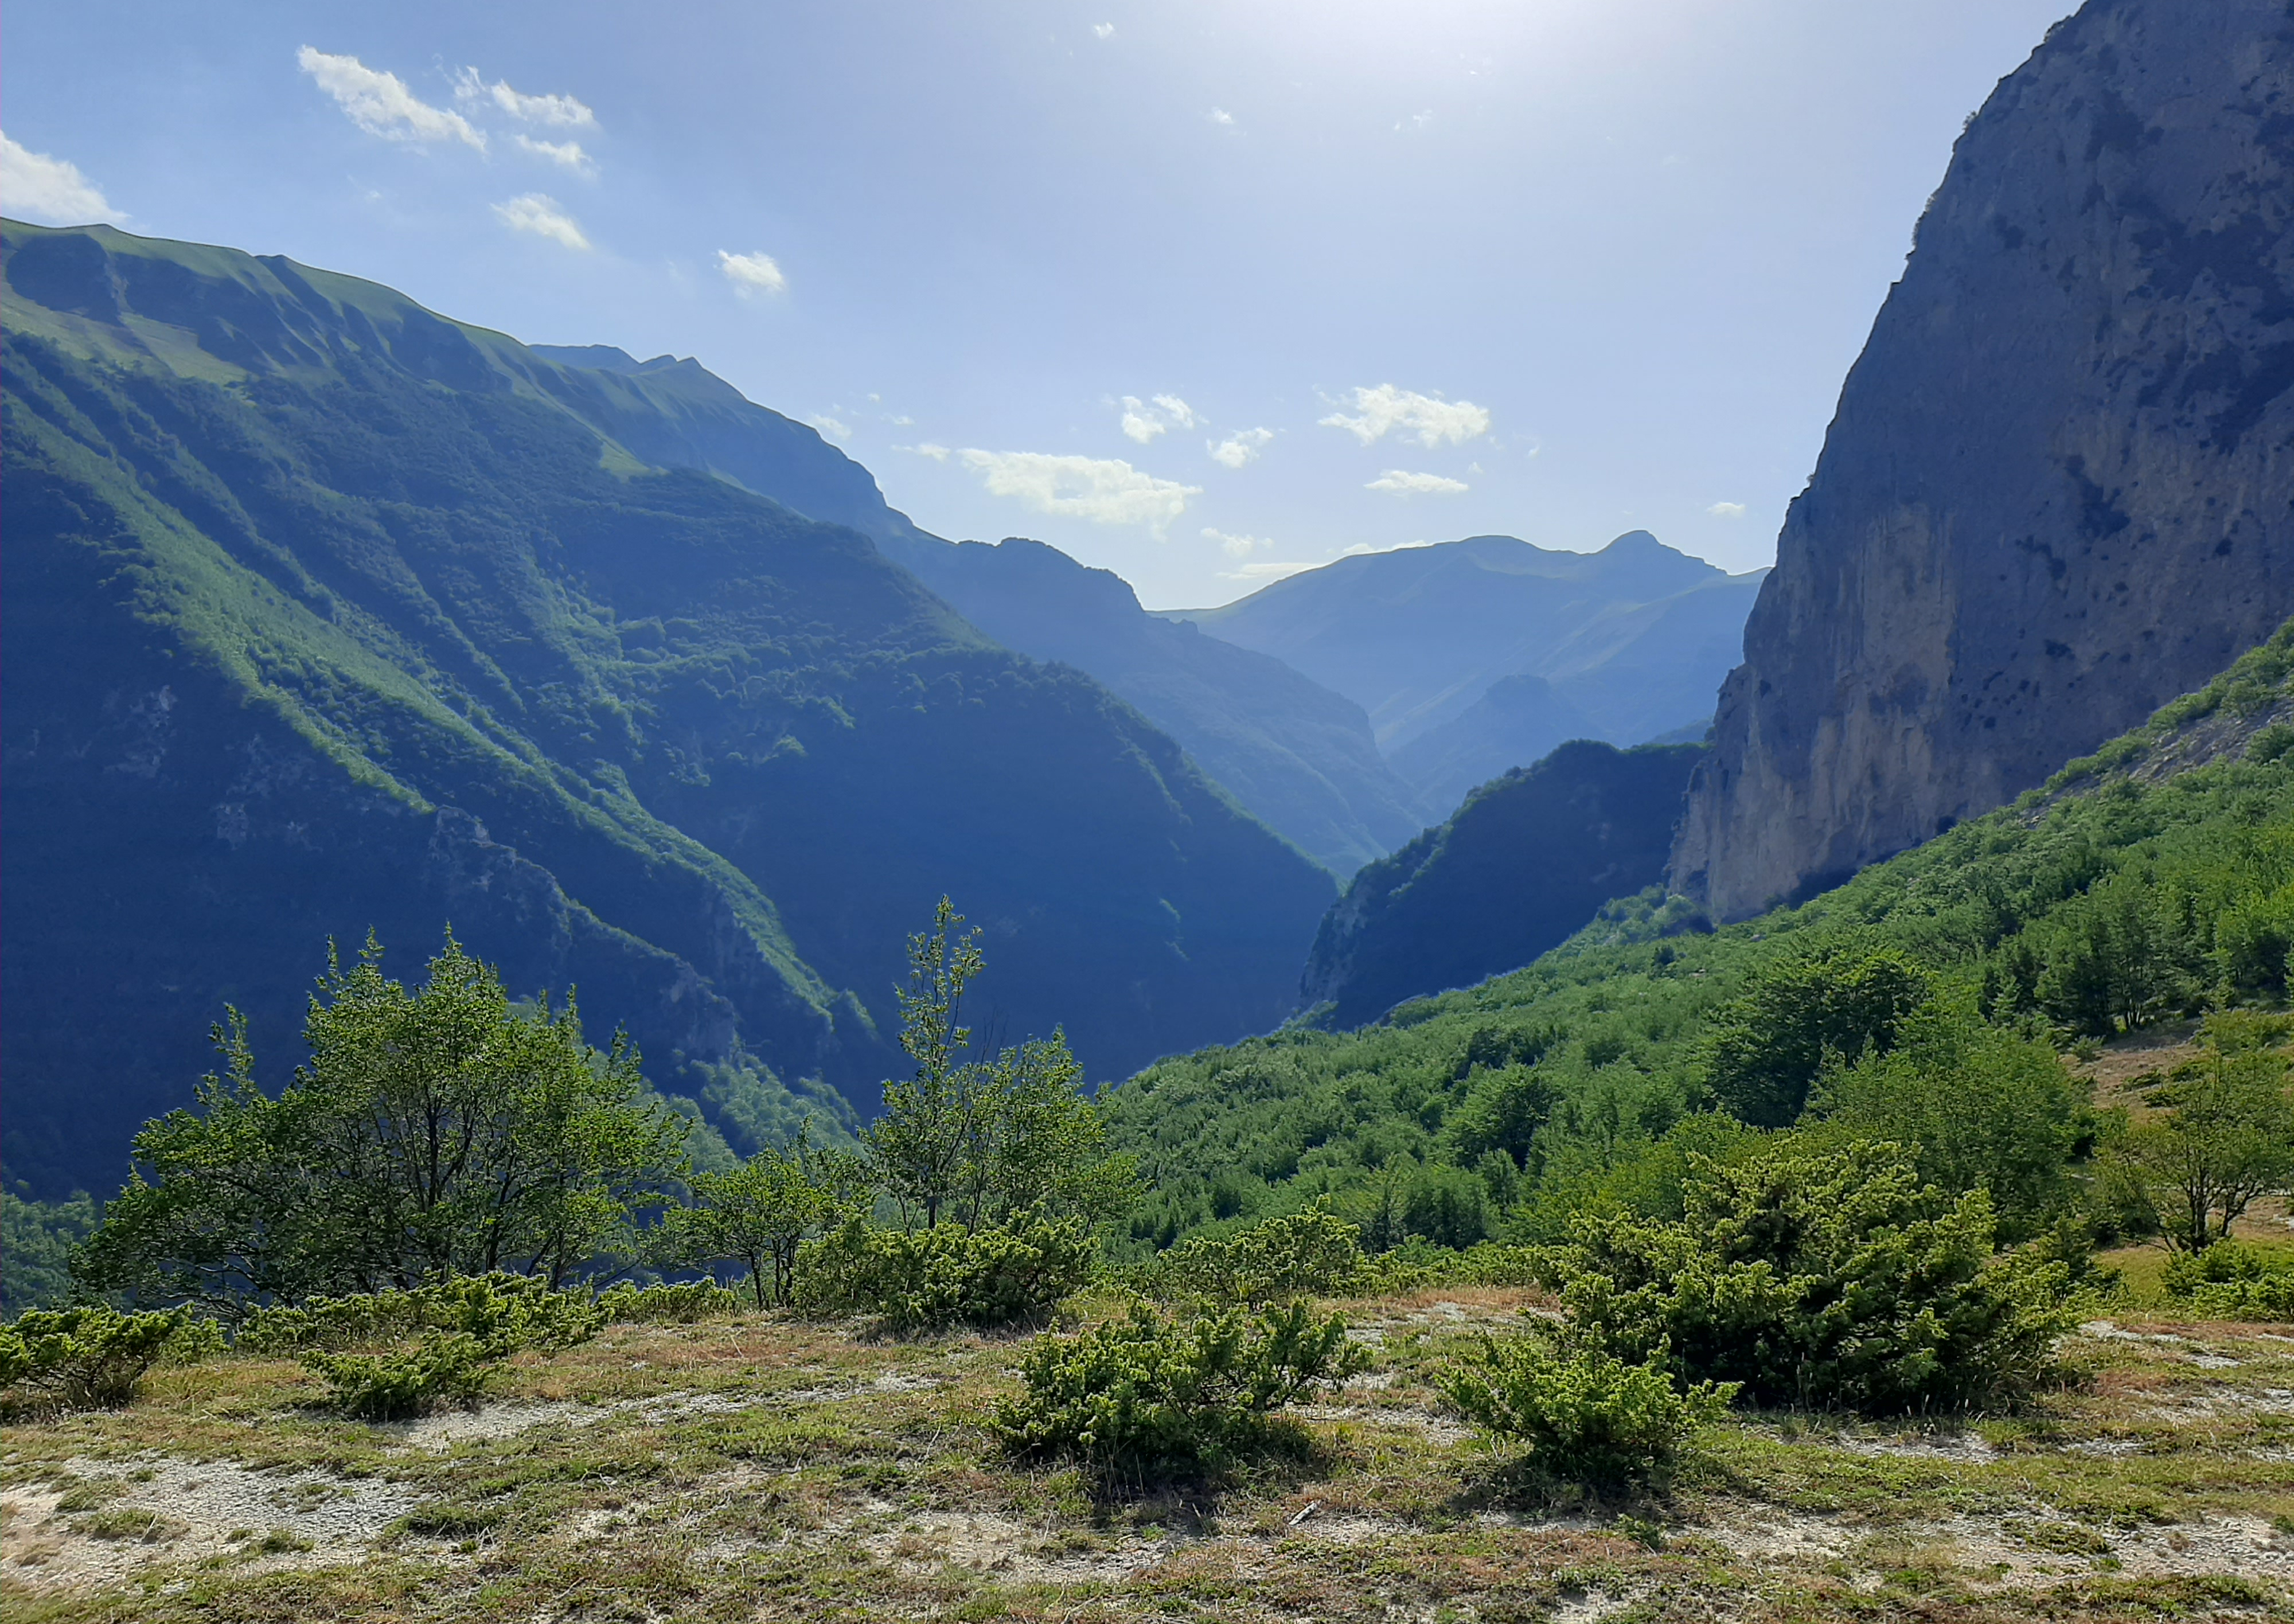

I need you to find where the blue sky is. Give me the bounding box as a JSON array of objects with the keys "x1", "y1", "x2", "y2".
[{"x1": 6, "y1": 1, "x2": 2071, "y2": 607}]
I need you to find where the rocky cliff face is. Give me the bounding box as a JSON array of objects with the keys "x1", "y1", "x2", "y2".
[{"x1": 1672, "y1": 0, "x2": 2294, "y2": 920}]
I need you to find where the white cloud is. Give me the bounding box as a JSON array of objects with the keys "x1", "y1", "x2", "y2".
[
  {"x1": 456, "y1": 69, "x2": 597, "y2": 129},
  {"x1": 1208, "y1": 427, "x2": 1273, "y2": 469},
  {"x1": 0, "y1": 132, "x2": 125, "y2": 224},
  {"x1": 717, "y1": 248, "x2": 787, "y2": 297},
  {"x1": 1203, "y1": 528, "x2": 1271, "y2": 560},
  {"x1": 811, "y1": 415, "x2": 852, "y2": 442},
  {"x1": 516, "y1": 134, "x2": 595, "y2": 176},
  {"x1": 1366, "y1": 469, "x2": 1468, "y2": 495},
  {"x1": 299, "y1": 48, "x2": 485, "y2": 149},
  {"x1": 1320, "y1": 383, "x2": 1489, "y2": 448},
  {"x1": 1119, "y1": 394, "x2": 1197, "y2": 443},
  {"x1": 1207, "y1": 108, "x2": 1235, "y2": 126},
  {"x1": 910, "y1": 443, "x2": 950, "y2": 461},
  {"x1": 493, "y1": 193, "x2": 590, "y2": 250},
  {"x1": 1707, "y1": 500, "x2": 1747, "y2": 518},
  {"x1": 1093, "y1": 22, "x2": 1115, "y2": 38},
  {"x1": 1219, "y1": 559, "x2": 1314, "y2": 583},
  {"x1": 959, "y1": 450, "x2": 1200, "y2": 533}
]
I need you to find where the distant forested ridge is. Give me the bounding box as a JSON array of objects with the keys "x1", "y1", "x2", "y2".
[
  {"x1": 0, "y1": 220, "x2": 1332, "y2": 1197},
  {"x1": 1302, "y1": 740, "x2": 1709, "y2": 1029}
]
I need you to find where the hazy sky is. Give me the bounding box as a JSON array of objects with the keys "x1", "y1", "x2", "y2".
[{"x1": 6, "y1": 1, "x2": 2073, "y2": 607}]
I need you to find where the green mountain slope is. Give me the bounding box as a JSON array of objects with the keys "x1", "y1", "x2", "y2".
[
  {"x1": 1302, "y1": 740, "x2": 1709, "y2": 1029},
  {"x1": 1104, "y1": 616, "x2": 2294, "y2": 1250},
  {"x1": 879, "y1": 534, "x2": 1427, "y2": 875},
  {"x1": 1, "y1": 221, "x2": 1334, "y2": 1197}
]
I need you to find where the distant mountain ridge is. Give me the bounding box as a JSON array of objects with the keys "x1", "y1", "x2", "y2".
[
  {"x1": 1171, "y1": 532, "x2": 1762, "y2": 811},
  {"x1": 1, "y1": 220, "x2": 1332, "y2": 1196},
  {"x1": 878, "y1": 534, "x2": 1424, "y2": 875}
]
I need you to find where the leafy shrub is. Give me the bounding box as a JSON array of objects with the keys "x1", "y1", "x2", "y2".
[
  {"x1": 1539, "y1": 1140, "x2": 2075, "y2": 1413},
  {"x1": 994, "y1": 1299, "x2": 1368, "y2": 1478},
  {"x1": 2162, "y1": 1243, "x2": 2294, "y2": 1321},
  {"x1": 240, "y1": 1272, "x2": 604, "y2": 1357},
  {"x1": 597, "y1": 1279, "x2": 744, "y2": 1324},
  {"x1": 1703, "y1": 952, "x2": 1928, "y2": 1129},
  {"x1": 1439, "y1": 1329, "x2": 1733, "y2": 1484},
  {"x1": 1154, "y1": 1211, "x2": 1366, "y2": 1305},
  {"x1": 1361, "y1": 1240, "x2": 1543, "y2": 1294},
  {"x1": 302, "y1": 1332, "x2": 492, "y2": 1420},
  {"x1": 0, "y1": 1306, "x2": 212, "y2": 1410},
  {"x1": 795, "y1": 1211, "x2": 1095, "y2": 1332}
]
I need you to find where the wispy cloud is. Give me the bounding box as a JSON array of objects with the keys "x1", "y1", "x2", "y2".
[
  {"x1": 0, "y1": 132, "x2": 125, "y2": 224},
  {"x1": 1207, "y1": 108, "x2": 1235, "y2": 127},
  {"x1": 299, "y1": 48, "x2": 485, "y2": 149},
  {"x1": 455, "y1": 70, "x2": 596, "y2": 129},
  {"x1": 1093, "y1": 22, "x2": 1115, "y2": 38},
  {"x1": 1366, "y1": 469, "x2": 1468, "y2": 495},
  {"x1": 810, "y1": 415, "x2": 852, "y2": 442},
  {"x1": 907, "y1": 443, "x2": 951, "y2": 461},
  {"x1": 1320, "y1": 383, "x2": 1489, "y2": 448},
  {"x1": 493, "y1": 193, "x2": 590, "y2": 250},
  {"x1": 1707, "y1": 501, "x2": 1747, "y2": 518},
  {"x1": 516, "y1": 135, "x2": 595, "y2": 176},
  {"x1": 1203, "y1": 528, "x2": 1271, "y2": 560},
  {"x1": 1219, "y1": 559, "x2": 1314, "y2": 583},
  {"x1": 1119, "y1": 394, "x2": 1197, "y2": 444},
  {"x1": 1208, "y1": 428, "x2": 1273, "y2": 469},
  {"x1": 959, "y1": 450, "x2": 1200, "y2": 534},
  {"x1": 718, "y1": 249, "x2": 787, "y2": 297}
]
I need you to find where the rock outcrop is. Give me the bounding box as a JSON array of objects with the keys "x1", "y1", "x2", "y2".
[{"x1": 1673, "y1": 0, "x2": 2294, "y2": 919}]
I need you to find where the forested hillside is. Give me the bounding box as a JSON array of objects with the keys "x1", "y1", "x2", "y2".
[
  {"x1": 0, "y1": 221, "x2": 1333, "y2": 1197},
  {"x1": 1106, "y1": 616, "x2": 2294, "y2": 1251}
]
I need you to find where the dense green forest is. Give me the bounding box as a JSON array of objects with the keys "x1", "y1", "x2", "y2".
[{"x1": 1103, "y1": 618, "x2": 2294, "y2": 1256}]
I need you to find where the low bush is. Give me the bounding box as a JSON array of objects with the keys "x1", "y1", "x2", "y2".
[
  {"x1": 1539, "y1": 1139, "x2": 2075, "y2": 1413},
  {"x1": 995, "y1": 1298, "x2": 1368, "y2": 1479},
  {"x1": 1153, "y1": 1211, "x2": 1366, "y2": 1305},
  {"x1": 239, "y1": 1272, "x2": 604, "y2": 1357},
  {"x1": 597, "y1": 1279, "x2": 745, "y2": 1324},
  {"x1": 795, "y1": 1211, "x2": 1095, "y2": 1333},
  {"x1": 1439, "y1": 1329, "x2": 1733, "y2": 1485},
  {"x1": 0, "y1": 1306, "x2": 214, "y2": 1410},
  {"x1": 2162, "y1": 1243, "x2": 2294, "y2": 1321},
  {"x1": 301, "y1": 1332, "x2": 493, "y2": 1420}
]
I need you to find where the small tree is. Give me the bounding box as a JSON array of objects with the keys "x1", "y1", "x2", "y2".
[
  {"x1": 667, "y1": 1127, "x2": 864, "y2": 1306},
  {"x1": 2106, "y1": 1013, "x2": 2294, "y2": 1252},
  {"x1": 1703, "y1": 951, "x2": 1928, "y2": 1129},
  {"x1": 867, "y1": 898, "x2": 986, "y2": 1228},
  {"x1": 77, "y1": 933, "x2": 689, "y2": 1313}
]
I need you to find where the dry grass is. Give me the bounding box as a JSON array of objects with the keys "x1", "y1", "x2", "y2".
[{"x1": 3, "y1": 1288, "x2": 2290, "y2": 1623}]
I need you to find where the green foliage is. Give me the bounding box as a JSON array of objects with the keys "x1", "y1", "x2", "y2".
[
  {"x1": 867, "y1": 899, "x2": 1136, "y2": 1233},
  {"x1": 994, "y1": 1299, "x2": 1368, "y2": 1479},
  {"x1": 2104, "y1": 1013, "x2": 2294, "y2": 1252},
  {"x1": 1153, "y1": 1211, "x2": 1367, "y2": 1305},
  {"x1": 1438, "y1": 1328, "x2": 1734, "y2": 1484},
  {"x1": 1703, "y1": 951, "x2": 1929, "y2": 1129},
  {"x1": 0, "y1": 1306, "x2": 212, "y2": 1410},
  {"x1": 76, "y1": 935, "x2": 691, "y2": 1314},
  {"x1": 2160, "y1": 1243, "x2": 2294, "y2": 1320},
  {"x1": 660, "y1": 1126, "x2": 862, "y2": 1307},
  {"x1": 1807, "y1": 1001, "x2": 2086, "y2": 1240},
  {"x1": 301, "y1": 1332, "x2": 493, "y2": 1421},
  {"x1": 1, "y1": 1186, "x2": 99, "y2": 1313},
  {"x1": 596, "y1": 1279, "x2": 746, "y2": 1324},
  {"x1": 795, "y1": 1211, "x2": 1097, "y2": 1333},
  {"x1": 237, "y1": 1272, "x2": 604, "y2": 1357},
  {"x1": 1540, "y1": 1140, "x2": 2075, "y2": 1413}
]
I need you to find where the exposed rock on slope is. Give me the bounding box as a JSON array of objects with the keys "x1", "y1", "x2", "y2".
[
  {"x1": 0, "y1": 221, "x2": 1333, "y2": 1195},
  {"x1": 1301, "y1": 740, "x2": 1707, "y2": 1029},
  {"x1": 879, "y1": 534, "x2": 1425, "y2": 875},
  {"x1": 1673, "y1": 0, "x2": 2294, "y2": 920}
]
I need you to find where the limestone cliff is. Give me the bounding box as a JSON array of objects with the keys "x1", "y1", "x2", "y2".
[{"x1": 1672, "y1": 0, "x2": 2294, "y2": 919}]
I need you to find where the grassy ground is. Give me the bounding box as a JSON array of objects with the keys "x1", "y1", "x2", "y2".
[{"x1": 4, "y1": 1281, "x2": 2291, "y2": 1623}]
